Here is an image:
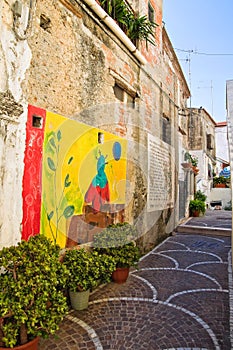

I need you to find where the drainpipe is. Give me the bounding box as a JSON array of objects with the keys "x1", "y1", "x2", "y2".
[
  {"x1": 12, "y1": 0, "x2": 37, "y2": 40},
  {"x1": 82, "y1": 0, "x2": 147, "y2": 65}
]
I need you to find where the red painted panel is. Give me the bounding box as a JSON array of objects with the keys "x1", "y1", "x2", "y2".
[{"x1": 21, "y1": 105, "x2": 46, "y2": 240}]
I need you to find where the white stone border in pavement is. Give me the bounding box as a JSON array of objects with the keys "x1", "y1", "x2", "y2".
[
  {"x1": 88, "y1": 297, "x2": 221, "y2": 350},
  {"x1": 66, "y1": 313, "x2": 103, "y2": 350},
  {"x1": 134, "y1": 267, "x2": 223, "y2": 289},
  {"x1": 65, "y1": 234, "x2": 230, "y2": 350}
]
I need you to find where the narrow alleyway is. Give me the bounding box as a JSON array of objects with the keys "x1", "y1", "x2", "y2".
[{"x1": 39, "y1": 210, "x2": 232, "y2": 350}]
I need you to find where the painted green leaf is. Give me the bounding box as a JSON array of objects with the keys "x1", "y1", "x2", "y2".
[
  {"x1": 63, "y1": 205, "x2": 74, "y2": 219},
  {"x1": 68, "y1": 156, "x2": 73, "y2": 164},
  {"x1": 47, "y1": 211, "x2": 54, "y2": 220},
  {"x1": 49, "y1": 137, "x2": 56, "y2": 148},
  {"x1": 64, "y1": 174, "x2": 71, "y2": 188},
  {"x1": 57, "y1": 130, "x2": 62, "y2": 142},
  {"x1": 47, "y1": 157, "x2": 56, "y2": 171}
]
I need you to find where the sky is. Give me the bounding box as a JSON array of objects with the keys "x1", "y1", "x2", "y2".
[{"x1": 163, "y1": 0, "x2": 233, "y2": 122}]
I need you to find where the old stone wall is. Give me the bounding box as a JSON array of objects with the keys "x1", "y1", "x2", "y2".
[
  {"x1": 0, "y1": 0, "x2": 186, "y2": 251},
  {"x1": 0, "y1": 0, "x2": 31, "y2": 247}
]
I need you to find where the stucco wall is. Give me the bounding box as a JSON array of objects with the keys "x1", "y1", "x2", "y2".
[
  {"x1": 215, "y1": 125, "x2": 229, "y2": 162},
  {"x1": 0, "y1": 0, "x2": 32, "y2": 247},
  {"x1": 207, "y1": 188, "x2": 231, "y2": 209}
]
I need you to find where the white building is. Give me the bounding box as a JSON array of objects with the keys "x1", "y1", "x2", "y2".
[{"x1": 215, "y1": 121, "x2": 229, "y2": 176}]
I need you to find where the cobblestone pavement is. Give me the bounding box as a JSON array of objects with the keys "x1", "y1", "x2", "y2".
[
  {"x1": 184, "y1": 210, "x2": 232, "y2": 229},
  {"x1": 39, "y1": 213, "x2": 232, "y2": 349}
]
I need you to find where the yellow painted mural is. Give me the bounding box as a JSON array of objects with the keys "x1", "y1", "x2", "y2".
[{"x1": 40, "y1": 111, "x2": 127, "y2": 247}]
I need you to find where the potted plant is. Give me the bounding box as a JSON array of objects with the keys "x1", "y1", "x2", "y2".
[
  {"x1": 189, "y1": 199, "x2": 206, "y2": 217},
  {"x1": 98, "y1": 0, "x2": 157, "y2": 48},
  {"x1": 182, "y1": 152, "x2": 192, "y2": 169},
  {"x1": 213, "y1": 176, "x2": 227, "y2": 188},
  {"x1": 183, "y1": 152, "x2": 199, "y2": 173},
  {"x1": 194, "y1": 190, "x2": 207, "y2": 202},
  {"x1": 99, "y1": 0, "x2": 128, "y2": 25},
  {"x1": 93, "y1": 223, "x2": 140, "y2": 284},
  {"x1": 91, "y1": 250, "x2": 117, "y2": 285},
  {"x1": 124, "y1": 12, "x2": 157, "y2": 48},
  {"x1": 63, "y1": 248, "x2": 116, "y2": 310},
  {"x1": 0, "y1": 235, "x2": 68, "y2": 349}
]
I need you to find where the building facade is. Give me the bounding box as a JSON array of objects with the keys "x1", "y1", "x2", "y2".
[
  {"x1": 0, "y1": 0, "x2": 191, "y2": 250},
  {"x1": 215, "y1": 121, "x2": 229, "y2": 175},
  {"x1": 226, "y1": 80, "x2": 233, "y2": 216},
  {"x1": 186, "y1": 107, "x2": 216, "y2": 199}
]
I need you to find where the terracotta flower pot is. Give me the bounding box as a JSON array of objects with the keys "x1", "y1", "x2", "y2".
[
  {"x1": 214, "y1": 183, "x2": 226, "y2": 188},
  {"x1": 0, "y1": 337, "x2": 39, "y2": 350},
  {"x1": 181, "y1": 162, "x2": 192, "y2": 169},
  {"x1": 192, "y1": 210, "x2": 200, "y2": 217},
  {"x1": 112, "y1": 267, "x2": 130, "y2": 284},
  {"x1": 192, "y1": 166, "x2": 199, "y2": 175}
]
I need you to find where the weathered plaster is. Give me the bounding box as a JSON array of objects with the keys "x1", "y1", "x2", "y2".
[{"x1": 0, "y1": 0, "x2": 32, "y2": 248}]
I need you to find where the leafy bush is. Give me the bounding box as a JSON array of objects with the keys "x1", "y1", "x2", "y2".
[
  {"x1": 0, "y1": 235, "x2": 68, "y2": 348},
  {"x1": 194, "y1": 190, "x2": 207, "y2": 202},
  {"x1": 93, "y1": 223, "x2": 140, "y2": 268},
  {"x1": 213, "y1": 176, "x2": 227, "y2": 185},
  {"x1": 124, "y1": 12, "x2": 157, "y2": 47},
  {"x1": 224, "y1": 200, "x2": 232, "y2": 211},
  {"x1": 184, "y1": 152, "x2": 198, "y2": 166},
  {"x1": 63, "y1": 248, "x2": 116, "y2": 292},
  {"x1": 189, "y1": 199, "x2": 206, "y2": 215},
  {"x1": 99, "y1": 0, "x2": 158, "y2": 47}
]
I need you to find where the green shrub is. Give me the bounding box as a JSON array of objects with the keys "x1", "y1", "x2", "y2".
[
  {"x1": 63, "y1": 248, "x2": 116, "y2": 292},
  {"x1": 194, "y1": 190, "x2": 207, "y2": 202},
  {"x1": 184, "y1": 152, "x2": 198, "y2": 166},
  {"x1": 99, "y1": 0, "x2": 158, "y2": 47},
  {"x1": 189, "y1": 199, "x2": 206, "y2": 215},
  {"x1": 93, "y1": 223, "x2": 140, "y2": 268},
  {"x1": 0, "y1": 235, "x2": 68, "y2": 348},
  {"x1": 213, "y1": 176, "x2": 227, "y2": 185},
  {"x1": 224, "y1": 201, "x2": 232, "y2": 211}
]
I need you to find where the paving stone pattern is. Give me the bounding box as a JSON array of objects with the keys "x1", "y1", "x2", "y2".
[
  {"x1": 185, "y1": 210, "x2": 232, "y2": 229},
  {"x1": 39, "y1": 231, "x2": 232, "y2": 350}
]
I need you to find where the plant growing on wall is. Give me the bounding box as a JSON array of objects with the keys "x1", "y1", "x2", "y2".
[
  {"x1": 46, "y1": 130, "x2": 75, "y2": 244},
  {"x1": 99, "y1": 0, "x2": 158, "y2": 47},
  {"x1": 124, "y1": 12, "x2": 157, "y2": 47},
  {"x1": 100, "y1": 0, "x2": 128, "y2": 24}
]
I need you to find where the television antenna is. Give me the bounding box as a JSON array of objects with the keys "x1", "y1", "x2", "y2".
[{"x1": 197, "y1": 80, "x2": 214, "y2": 117}]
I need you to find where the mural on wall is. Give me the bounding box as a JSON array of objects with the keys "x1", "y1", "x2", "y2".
[
  {"x1": 22, "y1": 105, "x2": 46, "y2": 240},
  {"x1": 84, "y1": 150, "x2": 110, "y2": 212},
  {"x1": 22, "y1": 105, "x2": 127, "y2": 247}
]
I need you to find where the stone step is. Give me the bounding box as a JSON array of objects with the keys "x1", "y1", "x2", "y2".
[{"x1": 174, "y1": 224, "x2": 232, "y2": 237}]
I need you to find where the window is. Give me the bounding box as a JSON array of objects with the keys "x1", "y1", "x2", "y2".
[
  {"x1": 113, "y1": 84, "x2": 124, "y2": 102},
  {"x1": 161, "y1": 114, "x2": 171, "y2": 145},
  {"x1": 148, "y1": 2, "x2": 155, "y2": 23},
  {"x1": 32, "y1": 115, "x2": 43, "y2": 128},
  {"x1": 207, "y1": 133, "x2": 214, "y2": 150},
  {"x1": 98, "y1": 132, "x2": 104, "y2": 144},
  {"x1": 113, "y1": 83, "x2": 135, "y2": 108}
]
